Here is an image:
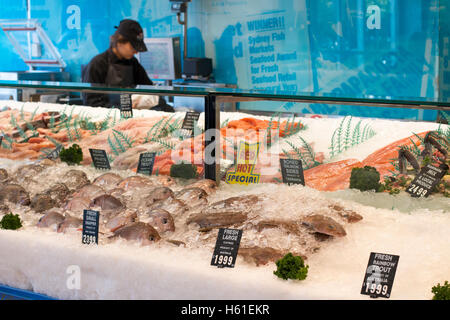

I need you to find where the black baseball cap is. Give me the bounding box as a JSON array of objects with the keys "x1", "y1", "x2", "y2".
[{"x1": 114, "y1": 19, "x2": 147, "y2": 52}]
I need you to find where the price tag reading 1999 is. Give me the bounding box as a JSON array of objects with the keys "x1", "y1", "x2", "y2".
[
  {"x1": 212, "y1": 254, "x2": 234, "y2": 267},
  {"x1": 361, "y1": 252, "x2": 399, "y2": 299},
  {"x1": 210, "y1": 228, "x2": 243, "y2": 269}
]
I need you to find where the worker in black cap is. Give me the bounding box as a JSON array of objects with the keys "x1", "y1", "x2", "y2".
[{"x1": 82, "y1": 19, "x2": 174, "y2": 112}]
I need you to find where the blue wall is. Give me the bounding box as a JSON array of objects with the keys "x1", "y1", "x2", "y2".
[{"x1": 0, "y1": 0, "x2": 444, "y2": 120}]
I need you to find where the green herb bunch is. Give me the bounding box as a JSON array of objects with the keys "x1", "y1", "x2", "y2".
[
  {"x1": 0, "y1": 213, "x2": 23, "y2": 230},
  {"x1": 431, "y1": 281, "x2": 450, "y2": 300},
  {"x1": 273, "y1": 253, "x2": 309, "y2": 281},
  {"x1": 349, "y1": 166, "x2": 381, "y2": 192},
  {"x1": 59, "y1": 144, "x2": 83, "y2": 165}
]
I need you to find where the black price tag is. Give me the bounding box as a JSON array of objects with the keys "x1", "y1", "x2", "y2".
[
  {"x1": 89, "y1": 148, "x2": 111, "y2": 170},
  {"x1": 137, "y1": 152, "x2": 156, "y2": 175},
  {"x1": 46, "y1": 144, "x2": 63, "y2": 160},
  {"x1": 82, "y1": 209, "x2": 100, "y2": 245},
  {"x1": 120, "y1": 94, "x2": 133, "y2": 119},
  {"x1": 361, "y1": 252, "x2": 399, "y2": 299},
  {"x1": 182, "y1": 111, "x2": 200, "y2": 132},
  {"x1": 406, "y1": 164, "x2": 448, "y2": 198},
  {"x1": 280, "y1": 158, "x2": 305, "y2": 185},
  {"x1": 211, "y1": 228, "x2": 242, "y2": 268}
]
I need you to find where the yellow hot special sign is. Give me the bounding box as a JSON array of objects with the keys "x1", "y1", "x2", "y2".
[{"x1": 226, "y1": 142, "x2": 260, "y2": 185}]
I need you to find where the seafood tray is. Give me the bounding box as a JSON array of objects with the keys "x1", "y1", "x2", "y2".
[{"x1": 0, "y1": 101, "x2": 448, "y2": 300}]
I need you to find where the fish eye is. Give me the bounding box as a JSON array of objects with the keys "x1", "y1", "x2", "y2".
[
  {"x1": 149, "y1": 236, "x2": 154, "y2": 241},
  {"x1": 162, "y1": 218, "x2": 168, "y2": 224}
]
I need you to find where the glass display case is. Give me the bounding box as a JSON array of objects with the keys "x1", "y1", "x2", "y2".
[
  {"x1": 0, "y1": 0, "x2": 449, "y2": 304},
  {"x1": 0, "y1": 79, "x2": 448, "y2": 300}
]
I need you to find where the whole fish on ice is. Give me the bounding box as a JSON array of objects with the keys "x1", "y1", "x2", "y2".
[
  {"x1": 301, "y1": 214, "x2": 347, "y2": 237},
  {"x1": 117, "y1": 175, "x2": 154, "y2": 190},
  {"x1": 140, "y1": 208, "x2": 175, "y2": 233},
  {"x1": 111, "y1": 222, "x2": 161, "y2": 245},
  {"x1": 72, "y1": 184, "x2": 105, "y2": 199},
  {"x1": 175, "y1": 187, "x2": 208, "y2": 210},
  {"x1": 92, "y1": 172, "x2": 123, "y2": 190},
  {"x1": 144, "y1": 187, "x2": 174, "y2": 205},
  {"x1": 61, "y1": 170, "x2": 90, "y2": 191},
  {"x1": 37, "y1": 209, "x2": 65, "y2": 229},
  {"x1": 0, "y1": 184, "x2": 30, "y2": 206},
  {"x1": 57, "y1": 215, "x2": 83, "y2": 233}
]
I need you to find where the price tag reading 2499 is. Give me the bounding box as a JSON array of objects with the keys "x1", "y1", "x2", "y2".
[
  {"x1": 211, "y1": 228, "x2": 243, "y2": 268},
  {"x1": 406, "y1": 164, "x2": 448, "y2": 198}
]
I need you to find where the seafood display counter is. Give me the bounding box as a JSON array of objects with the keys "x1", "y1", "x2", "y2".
[{"x1": 0, "y1": 80, "x2": 449, "y2": 300}]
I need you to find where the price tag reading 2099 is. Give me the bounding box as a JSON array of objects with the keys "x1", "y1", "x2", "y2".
[{"x1": 211, "y1": 228, "x2": 243, "y2": 268}]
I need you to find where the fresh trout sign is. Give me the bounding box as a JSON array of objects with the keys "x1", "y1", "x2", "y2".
[{"x1": 226, "y1": 142, "x2": 260, "y2": 185}]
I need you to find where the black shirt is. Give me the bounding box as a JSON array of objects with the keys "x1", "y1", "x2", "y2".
[{"x1": 81, "y1": 48, "x2": 153, "y2": 108}]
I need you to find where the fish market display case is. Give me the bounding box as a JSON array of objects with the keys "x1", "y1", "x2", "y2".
[{"x1": 0, "y1": 80, "x2": 448, "y2": 300}]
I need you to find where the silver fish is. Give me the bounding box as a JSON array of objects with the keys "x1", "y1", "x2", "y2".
[
  {"x1": 44, "y1": 183, "x2": 70, "y2": 205},
  {"x1": 108, "y1": 187, "x2": 126, "y2": 199},
  {"x1": 61, "y1": 170, "x2": 90, "y2": 191},
  {"x1": 117, "y1": 176, "x2": 154, "y2": 191},
  {"x1": 72, "y1": 184, "x2": 105, "y2": 199},
  {"x1": 252, "y1": 219, "x2": 302, "y2": 235},
  {"x1": 64, "y1": 197, "x2": 91, "y2": 212},
  {"x1": 155, "y1": 175, "x2": 176, "y2": 187},
  {"x1": 0, "y1": 184, "x2": 30, "y2": 206},
  {"x1": 187, "y1": 179, "x2": 217, "y2": 195},
  {"x1": 30, "y1": 193, "x2": 56, "y2": 213},
  {"x1": 92, "y1": 173, "x2": 123, "y2": 190},
  {"x1": 328, "y1": 204, "x2": 363, "y2": 223},
  {"x1": 142, "y1": 208, "x2": 175, "y2": 233},
  {"x1": 165, "y1": 239, "x2": 186, "y2": 247},
  {"x1": 186, "y1": 195, "x2": 259, "y2": 232},
  {"x1": 14, "y1": 164, "x2": 45, "y2": 183},
  {"x1": 37, "y1": 209, "x2": 65, "y2": 229},
  {"x1": 105, "y1": 210, "x2": 137, "y2": 232},
  {"x1": 175, "y1": 187, "x2": 208, "y2": 210},
  {"x1": 301, "y1": 214, "x2": 347, "y2": 237},
  {"x1": 239, "y1": 247, "x2": 307, "y2": 267},
  {"x1": 89, "y1": 194, "x2": 124, "y2": 211},
  {"x1": 148, "y1": 197, "x2": 188, "y2": 217},
  {"x1": 57, "y1": 215, "x2": 83, "y2": 233},
  {"x1": 202, "y1": 195, "x2": 260, "y2": 215},
  {"x1": 144, "y1": 187, "x2": 174, "y2": 206},
  {"x1": 111, "y1": 222, "x2": 161, "y2": 245},
  {"x1": 187, "y1": 211, "x2": 248, "y2": 232}
]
